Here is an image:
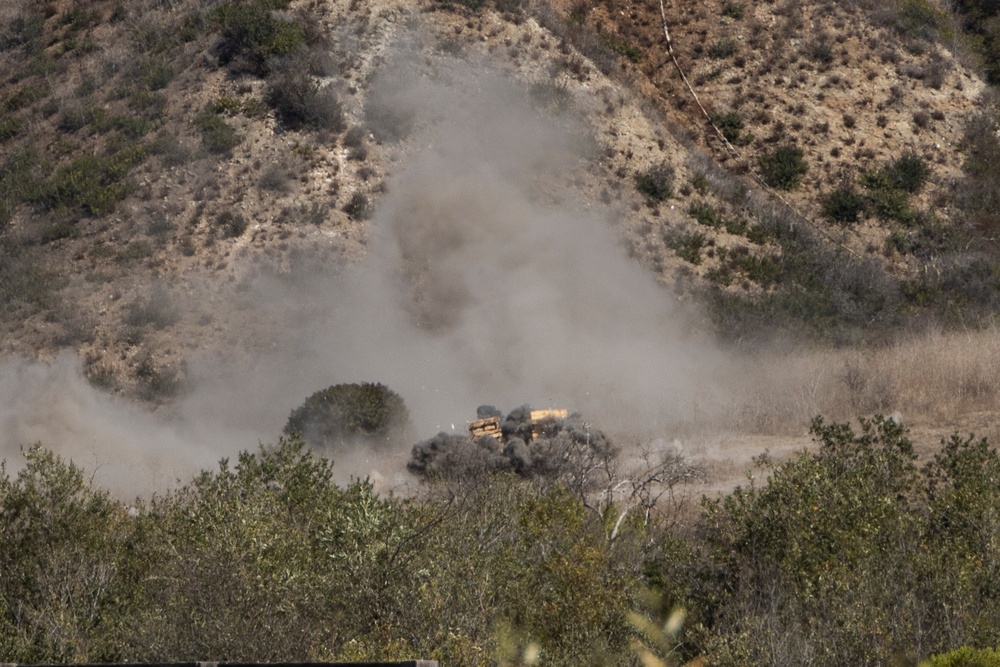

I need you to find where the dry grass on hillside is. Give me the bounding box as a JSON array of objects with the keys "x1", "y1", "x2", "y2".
[{"x1": 722, "y1": 325, "x2": 1000, "y2": 437}]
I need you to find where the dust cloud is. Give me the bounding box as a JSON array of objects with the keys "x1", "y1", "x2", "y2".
[
  {"x1": 0, "y1": 60, "x2": 737, "y2": 495},
  {"x1": 0, "y1": 354, "x2": 223, "y2": 497}
]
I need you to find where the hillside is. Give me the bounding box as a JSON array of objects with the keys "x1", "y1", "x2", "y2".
[
  {"x1": 1, "y1": 0, "x2": 1000, "y2": 487},
  {"x1": 6, "y1": 2, "x2": 1000, "y2": 663}
]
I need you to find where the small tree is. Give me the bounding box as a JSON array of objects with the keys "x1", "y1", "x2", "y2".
[{"x1": 285, "y1": 382, "x2": 411, "y2": 451}]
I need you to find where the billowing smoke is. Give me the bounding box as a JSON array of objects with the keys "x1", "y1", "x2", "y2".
[
  {"x1": 248, "y1": 63, "x2": 727, "y2": 430},
  {"x1": 0, "y1": 354, "x2": 224, "y2": 497},
  {"x1": 0, "y1": 58, "x2": 734, "y2": 495}
]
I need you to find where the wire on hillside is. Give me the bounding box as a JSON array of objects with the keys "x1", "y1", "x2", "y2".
[{"x1": 655, "y1": 0, "x2": 863, "y2": 261}]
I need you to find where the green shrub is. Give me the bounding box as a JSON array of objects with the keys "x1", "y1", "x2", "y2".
[
  {"x1": 667, "y1": 230, "x2": 707, "y2": 264},
  {"x1": 135, "y1": 57, "x2": 174, "y2": 91},
  {"x1": 636, "y1": 162, "x2": 675, "y2": 201},
  {"x1": 862, "y1": 170, "x2": 916, "y2": 223},
  {"x1": 954, "y1": 0, "x2": 1000, "y2": 81},
  {"x1": 887, "y1": 152, "x2": 930, "y2": 193},
  {"x1": 116, "y1": 240, "x2": 153, "y2": 265},
  {"x1": 705, "y1": 265, "x2": 734, "y2": 285},
  {"x1": 266, "y1": 68, "x2": 344, "y2": 132},
  {"x1": 728, "y1": 251, "x2": 782, "y2": 287},
  {"x1": 37, "y1": 221, "x2": 80, "y2": 244},
  {"x1": 150, "y1": 133, "x2": 192, "y2": 167},
  {"x1": 709, "y1": 110, "x2": 744, "y2": 144},
  {"x1": 688, "y1": 417, "x2": 924, "y2": 665},
  {"x1": 61, "y1": 8, "x2": 100, "y2": 30},
  {"x1": 600, "y1": 33, "x2": 642, "y2": 63},
  {"x1": 722, "y1": 1, "x2": 744, "y2": 19},
  {"x1": 284, "y1": 382, "x2": 411, "y2": 451},
  {"x1": 216, "y1": 210, "x2": 247, "y2": 238},
  {"x1": 5, "y1": 84, "x2": 47, "y2": 112},
  {"x1": 58, "y1": 106, "x2": 110, "y2": 134},
  {"x1": 196, "y1": 112, "x2": 242, "y2": 154},
  {"x1": 821, "y1": 186, "x2": 866, "y2": 223},
  {"x1": 36, "y1": 146, "x2": 147, "y2": 216},
  {"x1": 211, "y1": 94, "x2": 266, "y2": 119},
  {"x1": 691, "y1": 171, "x2": 710, "y2": 194},
  {"x1": 343, "y1": 192, "x2": 371, "y2": 220},
  {"x1": 688, "y1": 201, "x2": 721, "y2": 227},
  {"x1": 0, "y1": 150, "x2": 44, "y2": 223},
  {"x1": 0, "y1": 446, "x2": 137, "y2": 661},
  {"x1": 724, "y1": 216, "x2": 747, "y2": 235},
  {"x1": 863, "y1": 153, "x2": 930, "y2": 199},
  {"x1": 745, "y1": 219, "x2": 779, "y2": 245},
  {"x1": 212, "y1": 0, "x2": 305, "y2": 76},
  {"x1": 112, "y1": 115, "x2": 150, "y2": 140},
  {"x1": 930, "y1": 647, "x2": 1000, "y2": 667},
  {"x1": 0, "y1": 117, "x2": 21, "y2": 141},
  {"x1": 759, "y1": 144, "x2": 808, "y2": 189},
  {"x1": 0, "y1": 13, "x2": 44, "y2": 51},
  {"x1": 707, "y1": 38, "x2": 737, "y2": 59},
  {"x1": 896, "y1": 0, "x2": 954, "y2": 42}
]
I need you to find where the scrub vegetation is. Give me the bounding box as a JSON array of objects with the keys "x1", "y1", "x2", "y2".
[
  {"x1": 2, "y1": 417, "x2": 1000, "y2": 665},
  {"x1": 3, "y1": 0, "x2": 1000, "y2": 664}
]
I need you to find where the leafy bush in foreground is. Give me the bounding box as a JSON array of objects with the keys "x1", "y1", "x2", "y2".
[
  {"x1": 655, "y1": 417, "x2": 1000, "y2": 666},
  {"x1": 930, "y1": 647, "x2": 1000, "y2": 667},
  {"x1": 0, "y1": 437, "x2": 645, "y2": 665},
  {"x1": 0, "y1": 447, "x2": 136, "y2": 662},
  {"x1": 4, "y1": 417, "x2": 1000, "y2": 665}
]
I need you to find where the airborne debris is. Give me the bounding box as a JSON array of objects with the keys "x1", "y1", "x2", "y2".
[{"x1": 466, "y1": 408, "x2": 568, "y2": 443}]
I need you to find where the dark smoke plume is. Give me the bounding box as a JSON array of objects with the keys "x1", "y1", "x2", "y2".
[{"x1": 408, "y1": 405, "x2": 616, "y2": 490}]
